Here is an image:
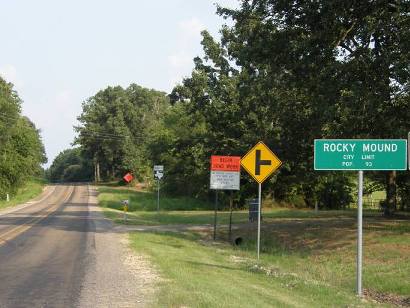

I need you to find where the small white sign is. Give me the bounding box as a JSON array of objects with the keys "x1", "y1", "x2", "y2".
[
  {"x1": 154, "y1": 165, "x2": 164, "y2": 180},
  {"x1": 210, "y1": 171, "x2": 240, "y2": 190}
]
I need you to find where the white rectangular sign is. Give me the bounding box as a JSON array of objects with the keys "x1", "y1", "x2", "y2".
[
  {"x1": 154, "y1": 165, "x2": 164, "y2": 180},
  {"x1": 210, "y1": 171, "x2": 240, "y2": 190}
]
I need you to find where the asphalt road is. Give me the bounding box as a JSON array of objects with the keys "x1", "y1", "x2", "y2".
[{"x1": 0, "y1": 184, "x2": 151, "y2": 308}]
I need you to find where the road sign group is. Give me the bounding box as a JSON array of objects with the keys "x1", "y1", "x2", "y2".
[
  {"x1": 150, "y1": 137, "x2": 407, "y2": 297},
  {"x1": 210, "y1": 141, "x2": 282, "y2": 260},
  {"x1": 210, "y1": 137, "x2": 407, "y2": 294},
  {"x1": 210, "y1": 142, "x2": 282, "y2": 190}
]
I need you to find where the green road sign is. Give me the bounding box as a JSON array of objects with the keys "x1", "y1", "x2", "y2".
[{"x1": 314, "y1": 139, "x2": 407, "y2": 170}]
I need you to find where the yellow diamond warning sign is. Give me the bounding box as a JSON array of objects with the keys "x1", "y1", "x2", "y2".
[{"x1": 241, "y1": 141, "x2": 282, "y2": 183}]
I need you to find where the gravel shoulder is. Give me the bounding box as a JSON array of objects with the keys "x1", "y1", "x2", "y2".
[{"x1": 78, "y1": 186, "x2": 160, "y2": 308}]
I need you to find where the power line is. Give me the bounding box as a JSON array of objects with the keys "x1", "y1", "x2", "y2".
[
  {"x1": 78, "y1": 132, "x2": 129, "y2": 139},
  {"x1": 0, "y1": 113, "x2": 279, "y2": 147},
  {"x1": 75, "y1": 135, "x2": 124, "y2": 141}
]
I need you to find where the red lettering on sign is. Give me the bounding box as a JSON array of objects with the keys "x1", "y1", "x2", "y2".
[{"x1": 210, "y1": 156, "x2": 241, "y2": 171}]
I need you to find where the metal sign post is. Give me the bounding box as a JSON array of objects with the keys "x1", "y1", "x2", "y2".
[
  {"x1": 257, "y1": 183, "x2": 262, "y2": 260},
  {"x1": 213, "y1": 191, "x2": 218, "y2": 240},
  {"x1": 157, "y1": 179, "x2": 160, "y2": 212},
  {"x1": 357, "y1": 171, "x2": 363, "y2": 297},
  {"x1": 228, "y1": 191, "x2": 234, "y2": 241}
]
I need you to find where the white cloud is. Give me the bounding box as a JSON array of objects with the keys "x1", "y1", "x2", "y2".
[
  {"x1": 0, "y1": 64, "x2": 24, "y2": 89},
  {"x1": 167, "y1": 51, "x2": 193, "y2": 89},
  {"x1": 55, "y1": 90, "x2": 73, "y2": 115},
  {"x1": 168, "y1": 51, "x2": 192, "y2": 68},
  {"x1": 166, "y1": 17, "x2": 207, "y2": 90},
  {"x1": 21, "y1": 89, "x2": 80, "y2": 167},
  {"x1": 178, "y1": 17, "x2": 205, "y2": 39},
  {"x1": 215, "y1": 0, "x2": 241, "y2": 9}
]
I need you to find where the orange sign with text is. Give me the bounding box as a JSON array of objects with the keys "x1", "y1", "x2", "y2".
[{"x1": 210, "y1": 156, "x2": 241, "y2": 172}]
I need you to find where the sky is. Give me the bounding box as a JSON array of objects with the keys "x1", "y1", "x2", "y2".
[{"x1": 0, "y1": 0, "x2": 239, "y2": 167}]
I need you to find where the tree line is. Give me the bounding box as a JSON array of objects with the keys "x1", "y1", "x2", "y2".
[
  {"x1": 53, "y1": 0, "x2": 410, "y2": 212},
  {"x1": 0, "y1": 77, "x2": 47, "y2": 199}
]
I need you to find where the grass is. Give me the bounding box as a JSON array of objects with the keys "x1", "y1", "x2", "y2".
[
  {"x1": 0, "y1": 178, "x2": 47, "y2": 210},
  {"x1": 98, "y1": 186, "x2": 212, "y2": 211},
  {"x1": 130, "y1": 231, "x2": 377, "y2": 307},
  {"x1": 100, "y1": 185, "x2": 409, "y2": 306},
  {"x1": 234, "y1": 220, "x2": 410, "y2": 296},
  {"x1": 361, "y1": 190, "x2": 387, "y2": 209},
  {"x1": 98, "y1": 185, "x2": 386, "y2": 226},
  {"x1": 103, "y1": 207, "x2": 374, "y2": 226},
  {"x1": 98, "y1": 186, "x2": 219, "y2": 225},
  {"x1": 129, "y1": 215, "x2": 409, "y2": 307}
]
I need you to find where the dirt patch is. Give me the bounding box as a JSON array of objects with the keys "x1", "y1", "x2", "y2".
[
  {"x1": 229, "y1": 255, "x2": 248, "y2": 264},
  {"x1": 364, "y1": 289, "x2": 410, "y2": 307},
  {"x1": 134, "y1": 183, "x2": 149, "y2": 191},
  {"x1": 120, "y1": 236, "x2": 162, "y2": 306}
]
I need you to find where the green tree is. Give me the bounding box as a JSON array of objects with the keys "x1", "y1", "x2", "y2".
[
  {"x1": 75, "y1": 84, "x2": 169, "y2": 182},
  {"x1": 0, "y1": 77, "x2": 47, "y2": 197},
  {"x1": 217, "y1": 0, "x2": 410, "y2": 210},
  {"x1": 47, "y1": 148, "x2": 92, "y2": 182},
  {"x1": 147, "y1": 101, "x2": 210, "y2": 196}
]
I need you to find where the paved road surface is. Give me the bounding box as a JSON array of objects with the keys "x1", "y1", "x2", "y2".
[{"x1": 0, "y1": 184, "x2": 153, "y2": 308}]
